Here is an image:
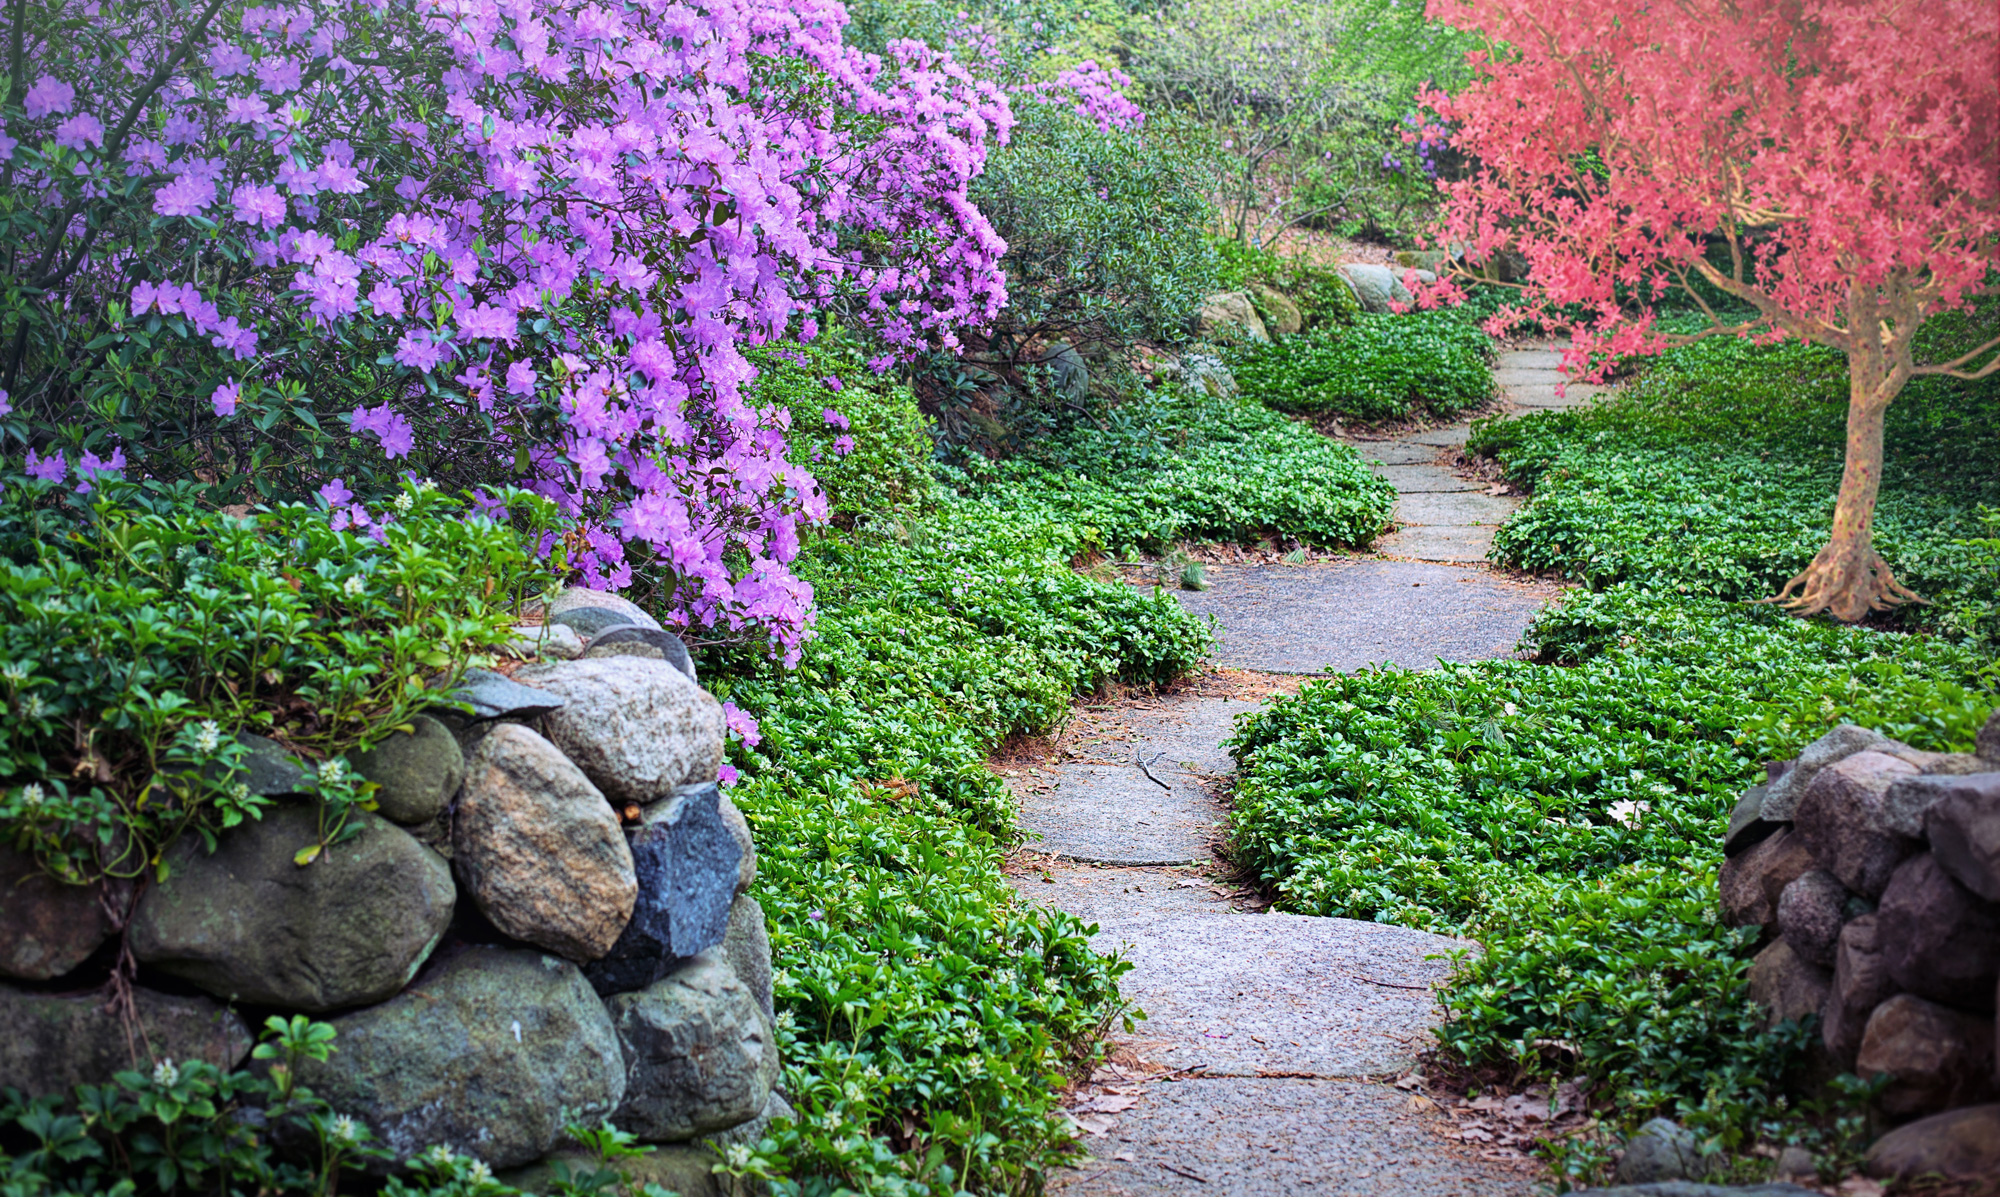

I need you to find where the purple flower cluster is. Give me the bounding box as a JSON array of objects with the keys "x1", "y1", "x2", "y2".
[{"x1": 8, "y1": 0, "x2": 1058, "y2": 662}]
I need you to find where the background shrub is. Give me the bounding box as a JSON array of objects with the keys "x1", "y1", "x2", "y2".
[{"x1": 1232, "y1": 309, "x2": 1495, "y2": 422}]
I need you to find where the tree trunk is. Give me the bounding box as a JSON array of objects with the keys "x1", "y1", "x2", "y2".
[{"x1": 1766, "y1": 341, "x2": 1926, "y2": 621}]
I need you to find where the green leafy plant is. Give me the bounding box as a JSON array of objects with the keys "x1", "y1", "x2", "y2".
[{"x1": 1232, "y1": 309, "x2": 1495, "y2": 422}]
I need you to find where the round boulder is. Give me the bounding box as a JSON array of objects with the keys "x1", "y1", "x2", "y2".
[
  {"x1": 1856, "y1": 993, "x2": 1997, "y2": 1120},
  {"x1": 129, "y1": 803, "x2": 455, "y2": 1012},
  {"x1": 1777, "y1": 870, "x2": 1849, "y2": 969},
  {"x1": 299, "y1": 944, "x2": 626, "y2": 1169},
  {"x1": 349, "y1": 714, "x2": 464, "y2": 826},
  {"x1": 1868, "y1": 1103, "x2": 2000, "y2": 1187},
  {"x1": 455, "y1": 723, "x2": 636, "y2": 962},
  {"x1": 0, "y1": 983, "x2": 251, "y2": 1096},
  {"x1": 515, "y1": 657, "x2": 724, "y2": 804},
  {"x1": 1194, "y1": 292, "x2": 1269, "y2": 344},
  {"x1": 1877, "y1": 852, "x2": 2000, "y2": 1012},
  {"x1": 0, "y1": 843, "x2": 119, "y2": 981},
  {"x1": 607, "y1": 952, "x2": 777, "y2": 1141},
  {"x1": 548, "y1": 586, "x2": 661, "y2": 632}
]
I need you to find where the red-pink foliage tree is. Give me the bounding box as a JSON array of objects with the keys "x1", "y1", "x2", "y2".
[{"x1": 1416, "y1": 0, "x2": 2000, "y2": 622}]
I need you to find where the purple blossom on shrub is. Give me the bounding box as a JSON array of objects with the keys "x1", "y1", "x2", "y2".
[
  {"x1": 211, "y1": 379, "x2": 241, "y2": 416},
  {"x1": 25, "y1": 449, "x2": 65, "y2": 482},
  {"x1": 22, "y1": 75, "x2": 72, "y2": 118},
  {"x1": 74, "y1": 446, "x2": 126, "y2": 493}
]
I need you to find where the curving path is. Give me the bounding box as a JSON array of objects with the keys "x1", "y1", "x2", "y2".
[{"x1": 1006, "y1": 345, "x2": 1588, "y2": 1195}]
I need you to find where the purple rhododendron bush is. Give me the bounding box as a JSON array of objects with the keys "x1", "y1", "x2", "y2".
[{"x1": 0, "y1": 0, "x2": 1161, "y2": 659}]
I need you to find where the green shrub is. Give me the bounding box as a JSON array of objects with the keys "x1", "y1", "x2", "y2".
[
  {"x1": 1226, "y1": 584, "x2": 1997, "y2": 1130},
  {"x1": 1210, "y1": 241, "x2": 1361, "y2": 330},
  {"x1": 702, "y1": 494, "x2": 1212, "y2": 1194},
  {"x1": 0, "y1": 477, "x2": 554, "y2": 885},
  {"x1": 1232, "y1": 309, "x2": 1494, "y2": 421},
  {"x1": 749, "y1": 341, "x2": 937, "y2": 522},
  {"x1": 957, "y1": 387, "x2": 1396, "y2": 555}
]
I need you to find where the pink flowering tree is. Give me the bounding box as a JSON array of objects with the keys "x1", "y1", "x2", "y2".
[
  {"x1": 0, "y1": 0, "x2": 1016, "y2": 660},
  {"x1": 1415, "y1": 0, "x2": 2000, "y2": 622}
]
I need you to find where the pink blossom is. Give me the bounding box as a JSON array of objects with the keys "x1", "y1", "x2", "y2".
[
  {"x1": 821, "y1": 407, "x2": 849, "y2": 430},
  {"x1": 505, "y1": 360, "x2": 538, "y2": 395},
  {"x1": 230, "y1": 183, "x2": 286, "y2": 228}
]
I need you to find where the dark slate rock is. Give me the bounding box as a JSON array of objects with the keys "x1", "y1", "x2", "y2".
[
  {"x1": 298, "y1": 943, "x2": 625, "y2": 1169},
  {"x1": 585, "y1": 784, "x2": 743, "y2": 996},
  {"x1": 1725, "y1": 783, "x2": 1783, "y2": 856},
  {"x1": 1877, "y1": 853, "x2": 2000, "y2": 1012},
  {"x1": 0, "y1": 983, "x2": 251, "y2": 1096},
  {"x1": 445, "y1": 668, "x2": 566, "y2": 720},
  {"x1": 1760, "y1": 725, "x2": 1894, "y2": 822},
  {"x1": 1867, "y1": 1103, "x2": 2000, "y2": 1185},
  {"x1": 1918, "y1": 772, "x2": 2000, "y2": 902},
  {"x1": 553, "y1": 605, "x2": 645, "y2": 639},
  {"x1": 1856, "y1": 993, "x2": 1998, "y2": 1120},
  {"x1": 582, "y1": 625, "x2": 696, "y2": 681},
  {"x1": 1777, "y1": 870, "x2": 1848, "y2": 969},
  {"x1": 1748, "y1": 940, "x2": 1831, "y2": 1029},
  {"x1": 606, "y1": 952, "x2": 776, "y2": 1141},
  {"x1": 1615, "y1": 1117, "x2": 1723, "y2": 1185},
  {"x1": 0, "y1": 843, "x2": 119, "y2": 981},
  {"x1": 129, "y1": 803, "x2": 455, "y2": 1012},
  {"x1": 350, "y1": 713, "x2": 464, "y2": 826}
]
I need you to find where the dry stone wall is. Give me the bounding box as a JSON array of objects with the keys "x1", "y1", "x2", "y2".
[
  {"x1": 0, "y1": 585, "x2": 781, "y2": 1184},
  {"x1": 1720, "y1": 708, "x2": 2000, "y2": 1185}
]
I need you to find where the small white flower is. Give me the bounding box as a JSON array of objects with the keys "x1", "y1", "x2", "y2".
[
  {"x1": 18, "y1": 695, "x2": 45, "y2": 720},
  {"x1": 229, "y1": 782, "x2": 251, "y2": 802},
  {"x1": 318, "y1": 759, "x2": 348, "y2": 786},
  {"x1": 467, "y1": 1161, "x2": 493, "y2": 1185},
  {"x1": 330, "y1": 1114, "x2": 361, "y2": 1143},
  {"x1": 153, "y1": 1059, "x2": 179, "y2": 1088},
  {"x1": 1607, "y1": 799, "x2": 1651, "y2": 827},
  {"x1": 20, "y1": 783, "x2": 44, "y2": 806},
  {"x1": 425, "y1": 1146, "x2": 455, "y2": 1167},
  {"x1": 775, "y1": 1010, "x2": 797, "y2": 1031},
  {"x1": 393, "y1": 492, "x2": 414, "y2": 514},
  {"x1": 342, "y1": 574, "x2": 367, "y2": 598},
  {"x1": 194, "y1": 719, "x2": 221, "y2": 755},
  {"x1": 0, "y1": 662, "x2": 24, "y2": 683},
  {"x1": 1502, "y1": 702, "x2": 1517, "y2": 716},
  {"x1": 962, "y1": 1054, "x2": 985, "y2": 1077}
]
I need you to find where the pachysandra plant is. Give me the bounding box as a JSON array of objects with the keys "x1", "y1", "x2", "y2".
[{"x1": 1413, "y1": 0, "x2": 1999, "y2": 622}]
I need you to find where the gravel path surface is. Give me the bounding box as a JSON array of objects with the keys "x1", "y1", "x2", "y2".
[{"x1": 1004, "y1": 345, "x2": 1588, "y2": 1195}]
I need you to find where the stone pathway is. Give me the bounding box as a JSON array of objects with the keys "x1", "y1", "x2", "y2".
[{"x1": 1005, "y1": 345, "x2": 1592, "y2": 1195}]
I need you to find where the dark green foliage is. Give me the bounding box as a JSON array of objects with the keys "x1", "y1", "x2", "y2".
[
  {"x1": 704, "y1": 496, "x2": 1214, "y2": 1193},
  {"x1": 0, "y1": 477, "x2": 554, "y2": 885},
  {"x1": 958, "y1": 388, "x2": 1396, "y2": 555},
  {"x1": 1210, "y1": 241, "x2": 1361, "y2": 330},
  {"x1": 1474, "y1": 331, "x2": 2000, "y2": 646},
  {"x1": 1232, "y1": 310, "x2": 1494, "y2": 422},
  {"x1": 748, "y1": 341, "x2": 938, "y2": 522}
]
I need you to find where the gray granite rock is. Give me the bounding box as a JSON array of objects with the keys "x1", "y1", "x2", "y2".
[
  {"x1": 1877, "y1": 852, "x2": 2000, "y2": 1012},
  {"x1": 501, "y1": 1093, "x2": 793, "y2": 1197},
  {"x1": 0, "y1": 843, "x2": 118, "y2": 981},
  {"x1": 505, "y1": 622, "x2": 584, "y2": 660},
  {"x1": 1856, "y1": 993, "x2": 1998, "y2": 1120},
  {"x1": 1336, "y1": 264, "x2": 1403, "y2": 314},
  {"x1": 582, "y1": 625, "x2": 695, "y2": 680},
  {"x1": 446, "y1": 668, "x2": 567, "y2": 720},
  {"x1": 1979, "y1": 709, "x2": 2000, "y2": 763},
  {"x1": 233, "y1": 732, "x2": 310, "y2": 798},
  {"x1": 585, "y1": 783, "x2": 741, "y2": 995},
  {"x1": 455, "y1": 723, "x2": 636, "y2": 962},
  {"x1": 1615, "y1": 1117, "x2": 1721, "y2": 1184},
  {"x1": 607, "y1": 951, "x2": 777, "y2": 1141},
  {"x1": 0, "y1": 983, "x2": 251, "y2": 1097},
  {"x1": 1760, "y1": 725, "x2": 1895, "y2": 822},
  {"x1": 1720, "y1": 827, "x2": 1815, "y2": 931},
  {"x1": 350, "y1": 714, "x2": 464, "y2": 826},
  {"x1": 300, "y1": 944, "x2": 626, "y2": 1169},
  {"x1": 722, "y1": 894, "x2": 773, "y2": 1023},
  {"x1": 516, "y1": 658, "x2": 724, "y2": 805},
  {"x1": 129, "y1": 803, "x2": 454, "y2": 1011},
  {"x1": 1748, "y1": 940, "x2": 1831, "y2": 1029},
  {"x1": 1793, "y1": 751, "x2": 1922, "y2": 899},
  {"x1": 719, "y1": 796, "x2": 756, "y2": 895},
  {"x1": 1866, "y1": 1103, "x2": 2000, "y2": 1185},
  {"x1": 1195, "y1": 291, "x2": 1269, "y2": 343},
  {"x1": 548, "y1": 586, "x2": 661, "y2": 632},
  {"x1": 1777, "y1": 870, "x2": 1848, "y2": 969},
  {"x1": 1822, "y1": 915, "x2": 1894, "y2": 1068},
  {"x1": 1918, "y1": 772, "x2": 2000, "y2": 901},
  {"x1": 552, "y1": 606, "x2": 645, "y2": 639}
]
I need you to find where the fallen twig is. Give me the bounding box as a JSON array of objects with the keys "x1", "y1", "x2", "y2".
[
  {"x1": 1160, "y1": 1164, "x2": 1209, "y2": 1183},
  {"x1": 1359, "y1": 976, "x2": 1432, "y2": 991},
  {"x1": 1136, "y1": 749, "x2": 1171, "y2": 791}
]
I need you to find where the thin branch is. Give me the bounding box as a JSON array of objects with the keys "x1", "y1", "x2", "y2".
[{"x1": 1911, "y1": 330, "x2": 2000, "y2": 379}]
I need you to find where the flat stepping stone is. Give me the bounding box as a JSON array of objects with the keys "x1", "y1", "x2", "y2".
[
  {"x1": 1016, "y1": 699, "x2": 1254, "y2": 864},
  {"x1": 1499, "y1": 348, "x2": 1565, "y2": 369},
  {"x1": 1172, "y1": 560, "x2": 1557, "y2": 673},
  {"x1": 1372, "y1": 464, "x2": 1481, "y2": 493},
  {"x1": 1350, "y1": 441, "x2": 1438, "y2": 466},
  {"x1": 1050, "y1": 1076, "x2": 1538, "y2": 1196},
  {"x1": 1373, "y1": 524, "x2": 1499, "y2": 564},
  {"x1": 1394, "y1": 490, "x2": 1519, "y2": 527},
  {"x1": 1014, "y1": 871, "x2": 1472, "y2": 1077},
  {"x1": 1509, "y1": 382, "x2": 1605, "y2": 409},
  {"x1": 1490, "y1": 367, "x2": 1566, "y2": 387},
  {"x1": 1405, "y1": 424, "x2": 1471, "y2": 448}
]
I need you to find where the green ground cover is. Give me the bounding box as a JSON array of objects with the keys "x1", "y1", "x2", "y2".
[
  {"x1": 1231, "y1": 307, "x2": 1496, "y2": 422},
  {"x1": 1224, "y1": 322, "x2": 2000, "y2": 1180}
]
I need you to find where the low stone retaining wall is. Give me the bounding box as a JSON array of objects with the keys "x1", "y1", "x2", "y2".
[
  {"x1": 0, "y1": 586, "x2": 780, "y2": 1186},
  {"x1": 1720, "y1": 707, "x2": 2000, "y2": 1183}
]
